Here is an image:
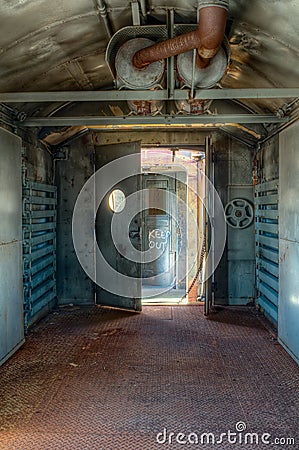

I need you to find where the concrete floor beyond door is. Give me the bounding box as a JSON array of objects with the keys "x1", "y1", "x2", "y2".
[{"x1": 0, "y1": 306, "x2": 298, "y2": 450}]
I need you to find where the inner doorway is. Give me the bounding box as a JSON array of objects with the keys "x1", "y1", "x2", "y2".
[
  {"x1": 141, "y1": 172, "x2": 186, "y2": 303},
  {"x1": 141, "y1": 147, "x2": 205, "y2": 304}
]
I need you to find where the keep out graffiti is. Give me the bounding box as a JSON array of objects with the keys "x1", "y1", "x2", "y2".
[{"x1": 148, "y1": 228, "x2": 171, "y2": 251}]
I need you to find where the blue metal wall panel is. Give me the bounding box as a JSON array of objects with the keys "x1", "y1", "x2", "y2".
[
  {"x1": 0, "y1": 242, "x2": 24, "y2": 364},
  {"x1": 0, "y1": 128, "x2": 24, "y2": 366},
  {"x1": 22, "y1": 180, "x2": 57, "y2": 330},
  {"x1": 279, "y1": 121, "x2": 299, "y2": 364},
  {"x1": 255, "y1": 179, "x2": 279, "y2": 325}
]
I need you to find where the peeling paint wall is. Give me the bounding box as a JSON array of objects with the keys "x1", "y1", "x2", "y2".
[
  {"x1": 22, "y1": 142, "x2": 53, "y2": 184},
  {"x1": 258, "y1": 135, "x2": 279, "y2": 183},
  {"x1": 92, "y1": 130, "x2": 208, "y2": 147}
]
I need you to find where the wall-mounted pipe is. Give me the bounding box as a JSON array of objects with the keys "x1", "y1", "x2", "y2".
[
  {"x1": 139, "y1": 0, "x2": 147, "y2": 18},
  {"x1": 133, "y1": 0, "x2": 228, "y2": 70},
  {"x1": 96, "y1": 0, "x2": 113, "y2": 39}
]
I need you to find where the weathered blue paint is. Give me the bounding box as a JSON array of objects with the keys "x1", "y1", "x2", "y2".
[
  {"x1": 23, "y1": 181, "x2": 57, "y2": 330},
  {"x1": 0, "y1": 128, "x2": 24, "y2": 366},
  {"x1": 255, "y1": 179, "x2": 279, "y2": 325},
  {"x1": 279, "y1": 121, "x2": 299, "y2": 364}
]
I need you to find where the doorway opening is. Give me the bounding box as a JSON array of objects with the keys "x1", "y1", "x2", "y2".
[
  {"x1": 74, "y1": 139, "x2": 208, "y2": 314},
  {"x1": 140, "y1": 146, "x2": 205, "y2": 305}
]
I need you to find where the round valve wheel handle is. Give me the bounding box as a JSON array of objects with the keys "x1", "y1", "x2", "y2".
[{"x1": 224, "y1": 198, "x2": 254, "y2": 229}]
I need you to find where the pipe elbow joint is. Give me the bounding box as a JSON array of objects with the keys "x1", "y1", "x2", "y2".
[
  {"x1": 131, "y1": 0, "x2": 229, "y2": 69},
  {"x1": 197, "y1": 1, "x2": 228, "y2": 60},
  {"x1": 132, "y1": 52, "x2": 147, "y2": 70}
]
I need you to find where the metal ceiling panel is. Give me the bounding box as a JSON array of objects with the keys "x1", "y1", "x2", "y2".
[{"x1": 0, "y1": 0, "x2": 298, "y2": 119}]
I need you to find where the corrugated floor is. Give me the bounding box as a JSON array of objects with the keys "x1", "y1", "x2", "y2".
[{"x1": 0, "y1": 305, "x2": 298, "y2": 450}]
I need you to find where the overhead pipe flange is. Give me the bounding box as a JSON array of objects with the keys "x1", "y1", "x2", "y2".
[{"x1": 198, "y1": 0, "x2": 229, "y2": 10}]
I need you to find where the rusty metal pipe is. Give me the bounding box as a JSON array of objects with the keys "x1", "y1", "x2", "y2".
[
  {"x1": 197, "y1": 5, "x2": 227, "y2": 58},
  {"x1": 133, "y1": 1, "x2": 228, "y2": 69}
]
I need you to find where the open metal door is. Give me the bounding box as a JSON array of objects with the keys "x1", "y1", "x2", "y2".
[
  {"x1": 94, "y1": 141, "x2": 142, "y2": 311},
  {"x1": 204, "y1": 136, "x2": 214, "y2": 316}
]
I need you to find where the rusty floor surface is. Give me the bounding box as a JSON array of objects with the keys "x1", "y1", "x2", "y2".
[{"x1": 0, "y1": 305, "x2": 298, "y2": 450}]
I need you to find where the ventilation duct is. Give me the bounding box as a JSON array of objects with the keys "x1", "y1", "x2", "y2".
[
  {"x1": 175, "y1": 35, "x2": 230, "y2": 114},
  {"x1": 133, "y1": 1, "x2": 229, "y2": 70},
  {"x1": 106, "y1": 28, "x2": 168, "y2": 115},
  {"x1": 115, "y1": 38, "x2": 165, "y2": 115},
  {"x1": 105, "y1": 0, "x2": 230, "y2": 115}
]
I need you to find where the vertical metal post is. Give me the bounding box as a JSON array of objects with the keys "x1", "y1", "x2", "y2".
[
  {"x1": 199, "y1": 157, "x2": 206, "y2": 298},
  {"x1": 204, "y1": 136, "x2": 213, "y2": 315},
  {"x1": 191, "y1": 5, "x2": 200, "y2": 99},
  {"x1": 190, "y1": 49, "x2": 197, "y2": 99},
  {"x1": 139, "y1": 0, "x2": 147, "y2": 17},
  {"x1": 131, "y1": 1, "x2": 141, "y2": 26},
  {"x1": 167, "y1": 8, "x2": 175, "y2": 100},
  {"x1": 195, "y1": 156, "x2": 201, "y2": 300},
  {"x1": 211, "y1": 143, "x2": 215, "y2": 307}
]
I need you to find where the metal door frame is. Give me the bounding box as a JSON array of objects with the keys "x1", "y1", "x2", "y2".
[{"x1": 204, "y1": 136, "x2": 214, "y2": 315}]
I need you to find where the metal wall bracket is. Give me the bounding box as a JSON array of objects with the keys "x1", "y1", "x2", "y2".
[{"x1": 52, "y1": 146, "x2": 69, "y2": 159}]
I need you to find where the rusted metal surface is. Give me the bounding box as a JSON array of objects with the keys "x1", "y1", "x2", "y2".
[
  {"x1": 196, "y1": 4, "x2": 228, "y2": 60},
  {"x1": 133, "y1": 29, "x2": 201, "y2": 69},
  {"x1": 0, "y1": 305, "x2": 298, "y2": 449},
  {"x1": 133, "y1": 4, "x2": 228, "y2": 69}
]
